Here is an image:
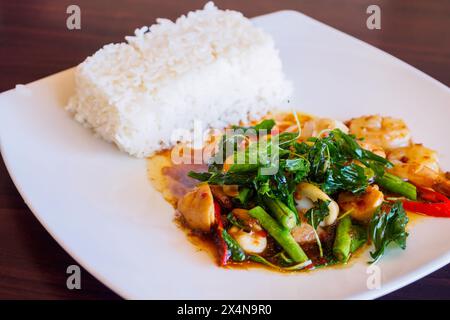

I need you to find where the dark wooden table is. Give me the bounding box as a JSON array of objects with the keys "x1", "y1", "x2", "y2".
[{"x1": 1, "y1": 0, "x2": 449, "y2": 300}]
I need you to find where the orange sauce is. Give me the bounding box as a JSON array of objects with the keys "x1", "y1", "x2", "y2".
[{"x1": 147, "y1": 149, "x2": 207, "y2": 206}]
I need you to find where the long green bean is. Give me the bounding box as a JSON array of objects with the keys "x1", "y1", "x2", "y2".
[
  {"x1": 263, "y1": 197, "x2": 297, "y2": 230},
  {"x1": 376, "y1": 172, "x2": 417, "y2": 200},
  {"x1": 333, "y1": 215, "x2": 352, "y2": 263},
  {"x1": 249, "y1": 206, "x2": 308, "y2": 263}
]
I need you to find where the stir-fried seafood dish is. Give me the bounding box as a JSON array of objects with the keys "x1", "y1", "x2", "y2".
[{"x1": 150, "y1": 112, "x2": 450, "y2": 271}]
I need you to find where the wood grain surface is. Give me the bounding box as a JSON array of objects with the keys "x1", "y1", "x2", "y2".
[{"x1": 0, "y1": 0, "x2": 449, "y2": 299}]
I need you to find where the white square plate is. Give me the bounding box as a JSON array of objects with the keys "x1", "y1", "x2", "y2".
[{"x1": 1, "y1": 11, "x2": 449, "y2": 299}]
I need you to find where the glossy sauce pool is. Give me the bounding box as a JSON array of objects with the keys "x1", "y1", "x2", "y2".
[{"x1": 147, "y1": 149, "x2": 207, "y2": 206}]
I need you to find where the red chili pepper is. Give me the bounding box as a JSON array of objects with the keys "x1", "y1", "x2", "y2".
[
  {"x1": 214, "y1": 201, "x2": 223, "y2": 227},
  {"x1": 402, "y1": 187, "x2": 450, "y2": 218},
  {"x1": 213, "y1": 201, "x2": 230, "y2": 266},
  {"x1": 416, "y1": 186, "x2": 448, "y2": 203}
]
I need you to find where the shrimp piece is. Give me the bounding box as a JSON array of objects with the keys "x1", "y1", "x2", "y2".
[
  {"x1": 347, "y1": 115, "x2": 411, "y2": 150},
  {"x1": 358, "y1": 141, "x2": 386, "y2": 158},
  {"x1": 273, "y1": 113, "x2": 347, "y2": 137},
  {"x1": 387, "y1": 144, "x2": 450, "y2": 195},
  {"x1": 301, "y1": 118, "x2": 349, "y2": 138},
  {"x1": 273, "y1": 112, "x2": 313, "y2": 133},
  {"x1": 388, "y1": 144, "x2": 439, "y2": 173},
  {"x1": 338, "y1": 185, "x2": 384, "y2": 223},
  {"x1": 228, "y1": 209, "x2": 267, "y2": 254}
]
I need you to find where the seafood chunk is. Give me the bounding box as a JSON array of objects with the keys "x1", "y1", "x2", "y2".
[
  {"x1": 177, "y1": 184, "x2": 215, "y2": 232},
  {"x1": 348, "y1": 115, "x2": 410, "y2": 150},
  {"x1": 295, "y1": 182, "x2": 339, "y2": 226},
  {"x1": 388, "y1": 144, "x2": 450, "y2": 195},
  {"x1": 338, "y1": 185, "x2": 384, "y2": 223},
  {"x1": 358, "y1": 141, "x2": 386, "y2": 158},
  {"x1": 228, "y1": 209, "x2": 267, "y2": 254},
  {"x1": 291, "y1": 222, "x2": 327, "y2": 245},
  {"x1": 301, "y1": 118, "x2": 349, "y2": 138}
]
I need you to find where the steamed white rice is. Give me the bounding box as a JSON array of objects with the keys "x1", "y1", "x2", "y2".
[{"x1": 66, "y1": 2, "x2": 292, "y2": 157}]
